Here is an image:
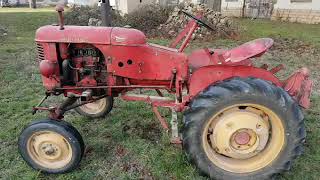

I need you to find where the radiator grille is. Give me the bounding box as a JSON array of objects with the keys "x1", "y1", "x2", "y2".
[{"x1": 36, "y1": 43, "x2": 44, "y2": 61}]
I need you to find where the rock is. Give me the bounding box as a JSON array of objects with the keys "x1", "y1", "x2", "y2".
[
  {"x1": 168, "y1": 30, "x2": 176, "y2": 36},
  {"x1": 157, "y1": 2, "x2": 239, "y2": 40},
  {"x1": 88, "y1": 18, "x2": 102, "y2": 26}
]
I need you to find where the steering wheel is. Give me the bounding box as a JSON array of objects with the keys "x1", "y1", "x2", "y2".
[{"x1": 181, "y1": 11, "x2": 214, "y2": 31}]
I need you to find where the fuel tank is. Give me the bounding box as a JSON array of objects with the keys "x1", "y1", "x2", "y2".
[{"x1": 35, "y1": 25, "x2": 146, "y2": 46}]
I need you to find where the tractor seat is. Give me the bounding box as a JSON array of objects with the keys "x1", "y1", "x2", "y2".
[{"x1": 223, "y1": 38, "x2": 274, "y2": 63}]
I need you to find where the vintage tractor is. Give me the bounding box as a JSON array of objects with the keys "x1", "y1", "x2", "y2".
[{"x1": 18, "y1": 5, "x2": 312, "y2": 180}]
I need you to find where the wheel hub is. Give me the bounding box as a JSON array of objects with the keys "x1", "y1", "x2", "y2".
[
  {"x1": 233, "y1": 130, "x2": 251, "y2": 145},
  {"x1": 27, "y1": 131, "x2": 72, "y2": 169},
  {"x1": 43, "y1": 144, "x2": 55, "y2": 155},
  {"x1": 210, "y1": 108, "x2": 270, "y2": 159},
  {"x1": 40, "y1": 143, "x2": 61, "y2": 158}
]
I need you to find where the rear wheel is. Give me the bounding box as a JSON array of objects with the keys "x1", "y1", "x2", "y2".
[
  {"x1": 75, "y1": 97, "x2": 113, "y2": 119},
  {"x1": 18, "y1": 119, "x2": 84, "y2": 174},
  {"x1": 183, "y1": 78, "x2": 306, "y2": 180}
]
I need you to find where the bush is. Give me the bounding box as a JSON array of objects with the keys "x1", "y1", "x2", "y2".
[
  {"x1": 123, "y1": 4, "x2": 172, "y2": 36},
  {"x1": 64, "y1": 4, "x2": 172, "y2": 36},
  {"x1": 65, "y1": 5, "x2": 126, "y2": 27}
]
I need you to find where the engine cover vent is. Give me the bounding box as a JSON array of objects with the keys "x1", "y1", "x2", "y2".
[{"x1": 36, "y1": 43, "x2": 44, "y2": 61}]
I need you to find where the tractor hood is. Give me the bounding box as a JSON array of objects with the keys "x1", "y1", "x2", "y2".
[{"x1": 35, "y1": 25, "x2": 147, "y2": 45}]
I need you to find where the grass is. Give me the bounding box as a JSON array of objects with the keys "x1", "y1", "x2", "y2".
[
  {"x1": 0, "y1": 8, "x2": 320, "y2": 180},
  {"x1": 236, "y1": 18, "x2": 320, "y2": 47}
]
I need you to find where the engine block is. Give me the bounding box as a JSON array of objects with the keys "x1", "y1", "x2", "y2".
[{"x1": 61, "y1": 44, "x2": 106, "y2": 88}]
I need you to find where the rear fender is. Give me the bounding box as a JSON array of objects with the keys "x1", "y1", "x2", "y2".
[
  {"x1": 283, "y1": 68, "x2": 313, "y2": 109},
  {"x1": 188, "y1": 65, "x2": 282, "y2": 98}
]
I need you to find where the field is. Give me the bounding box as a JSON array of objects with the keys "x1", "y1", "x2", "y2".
[{"x1": 0, "y1": 8, "x2": 319, "y2": 180}]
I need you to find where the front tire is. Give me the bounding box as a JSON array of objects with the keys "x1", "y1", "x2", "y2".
[
  {"x1": 183, "y1": 78, "x2": 306, "y2": 180},
  {"x1": 18, "y1": 119, "x2": 85, "y2": 174}
]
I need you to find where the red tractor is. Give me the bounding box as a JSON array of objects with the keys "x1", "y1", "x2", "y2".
[{"x1": 18, "y1": 5, "x2": 312, "y2": 179}]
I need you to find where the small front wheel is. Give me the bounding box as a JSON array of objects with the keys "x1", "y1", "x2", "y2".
[
  {"x1": 75, "y1": 97, "x2": 113, "y2": 119},
  {"x1": 18, "y1": 119, "x2": 85, "y2": 174}
]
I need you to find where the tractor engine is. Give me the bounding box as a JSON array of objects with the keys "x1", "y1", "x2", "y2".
[
  {"x1": 38, "y1": 43, "x2": 107, "y2": 96},
  {"x1": 61, "y1": 44, "x2": 106, "y2": 88}
]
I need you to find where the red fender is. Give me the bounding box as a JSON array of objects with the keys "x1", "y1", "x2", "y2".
[
  {"x1": 283, "y1": 67, "x2": 312, "y2": 109},
  {"x1": 188, "y1": 65, "x2": 282, "y2": 98}
]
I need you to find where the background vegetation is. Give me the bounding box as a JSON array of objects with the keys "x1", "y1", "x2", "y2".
[{"x1": 65, "y1": 5, "x2": 172, "y2": 36}]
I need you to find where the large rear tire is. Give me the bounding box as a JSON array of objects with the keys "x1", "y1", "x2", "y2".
[
  {"x1": 18, "y1": 119, "x2": 85, "y2": 174},
  {"x1": 75, "y1": 97, "x2": 113, "y2": 119},
  {"x1": 183, "y1": 78, "x2": 306, "y2": 180}
]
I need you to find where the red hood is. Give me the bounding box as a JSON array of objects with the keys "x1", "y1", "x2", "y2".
[{"x1": 35, "y1": 25, "x2": 146, "y2": 45}]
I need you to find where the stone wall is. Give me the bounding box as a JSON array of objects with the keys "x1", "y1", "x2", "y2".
[
  {"x1": 221, "y1": 7, "x2": 242, "y2": 17},
  {"x1": 221, "y1": 0, "x2": 243, "y2": 17},
  {"x1": 271, "y1": 9, "x2": 320, "y2": 24}
]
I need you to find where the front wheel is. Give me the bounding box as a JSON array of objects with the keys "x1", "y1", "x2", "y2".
[
  {"x1": 183, "y1": 78, "x2": 306, "y2": 180},
  {"x1": 18, "y1": 119, "x2": 85, "y2": 174}
]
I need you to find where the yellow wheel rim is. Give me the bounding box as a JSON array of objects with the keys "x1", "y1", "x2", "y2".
[
  {"x1": 27, "y1": 131, "x2": 72, "y2": 169},
  {"x1": 202, "y1": 104, "x2": 285, "y2": 173},
  {"x1": 78, "y1": 98, "x2": 107, "y2": 115}
]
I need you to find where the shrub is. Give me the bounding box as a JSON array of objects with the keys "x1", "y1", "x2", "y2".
[
  {"x1": 123, "y1": 4, "x2": 173, "y2": 36},
  {"x1": 65, "y1": 5, "x2": 126, "y2": 27},
  {"x1": 64, "y1": 4, "x2": 172, "y2": 36}
]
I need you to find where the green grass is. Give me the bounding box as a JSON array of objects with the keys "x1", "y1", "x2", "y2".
[
  {"x1": 0, "y1": 8, "x2": 320, "y2": 180},
  {"x1": 236, "y1": 18, "x2": 320, "y2": 47}
]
